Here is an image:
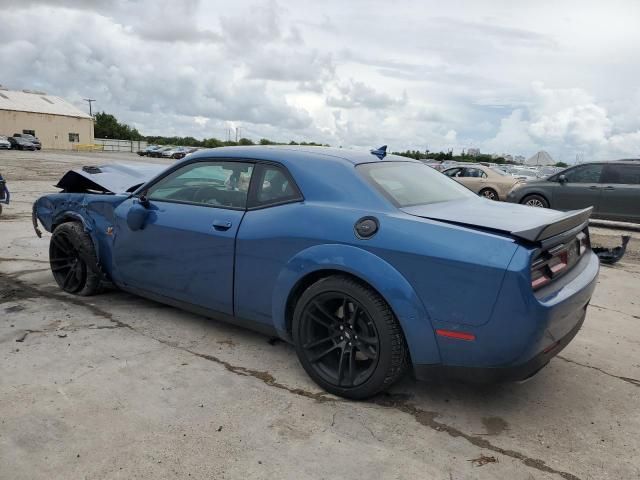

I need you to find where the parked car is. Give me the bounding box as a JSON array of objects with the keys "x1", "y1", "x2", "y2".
[
  {"x1": 442, "y1": 164, "x2": 523, "y2": 200},
  {"x1": 173, "y1": 147, "x2": 199, "y2": 160},
  {"x1": 8, "y1": 136, "x2": 36, "y2": 150},
  {"x1": 507, "y1": 161, "x2": 640, "y2": 223},
  {"x1": 0, "y1": 136, "x2": 11, "y2": 150},
  {"x1": 161, "y1": 146, "x2": 193, "y2": 159},
  {"x1": 148, "y1": 146, "x2": 174, "y2": 158},
  {"x1": 33, "y1": 146, "x2": 599, "y2": 399},
  {"x1": 137, "y1": 145, "x2": 160, "y2": 156},
  {"x1": 13, "y1": 133, "x2": 41, "y2": 150},
  {"x1": 505, "y1": 166, "x2": 538, "y2": 182}
]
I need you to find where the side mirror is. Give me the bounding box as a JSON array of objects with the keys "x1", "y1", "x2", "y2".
[
  {"x1": 126, "y1": 200, "x2": 149, "y2": 231},
  {"x1": 558, "y1": 174, "x2": 567, "y2": 184},
  {"x1": 139, "y1": 191, "x2": 150, "y2": 208}
]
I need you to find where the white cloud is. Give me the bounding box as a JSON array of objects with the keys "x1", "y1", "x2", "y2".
[{"x1": 1, "y1": 0, "x2": 639, "y2": 161}]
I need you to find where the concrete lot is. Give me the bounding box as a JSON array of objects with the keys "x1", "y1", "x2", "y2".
[{"x1": 1, "y1": 150, "x2": 639, "y2": 480}]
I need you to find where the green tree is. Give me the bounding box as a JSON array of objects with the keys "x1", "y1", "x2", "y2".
[
  {"x1": 555, "y1": 161, "x2": 568, "y2": 168},
  {"x1": 94, "y1": 112, "x2": 142, "y2": 140}
]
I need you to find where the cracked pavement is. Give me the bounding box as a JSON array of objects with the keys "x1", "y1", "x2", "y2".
[{"x1": 1, "y1": 151, "x2": 639, "y2": 479}]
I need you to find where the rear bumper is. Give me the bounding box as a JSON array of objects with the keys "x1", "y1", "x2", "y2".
[
  {"x1": 419, "y1": 248, "x2": 598, "y2": 382},
  {"x1": 414, "y1": 307, "x2": 586, "y2": 382}
]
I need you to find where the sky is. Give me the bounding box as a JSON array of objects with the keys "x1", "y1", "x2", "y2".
[{"x1": 1, "y1": 0, "x2": 639, "y2": 162}]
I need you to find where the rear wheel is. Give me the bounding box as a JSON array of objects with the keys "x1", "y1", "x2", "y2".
[
  {"x1": 293, "y1": 275, "x2": 408, "y2": 399},
  {"x1": 479, "y1": 188, "x2": 499, "y2": 201},
  {"x1": 522, "y1": 194, "x2": 549, "y2": 208},
  {"x1": 49, "y1": 222, "x2": 101, "y2": 295}
]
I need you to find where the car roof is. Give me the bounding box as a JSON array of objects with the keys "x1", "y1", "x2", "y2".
[{"x1": 187, "y1": 145, "x2": 421, "y2": 167}]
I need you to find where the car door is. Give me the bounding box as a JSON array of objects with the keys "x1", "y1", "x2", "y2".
[
  {"x1": 553, "y1": 163, "x2": 604, "y2": 212},
  {"x1": 458, "y1": 167, "x2": 486, "y2": 194},
  {"x1": 112, "y1": 160, "x2": 254, "y2": 315},
  {"x1": 598, "y1": 163, "x2": 640, "y2": 222}
]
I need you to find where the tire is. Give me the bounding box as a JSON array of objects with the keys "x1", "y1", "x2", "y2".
[
  {"x1": 479, "y1": 188, "x2": 499, "y2": 201},
  {"x1": 292, "y1": 275, "x2": 408, "y2": 399},
  {"x1": 521, "y1": 194, "x2": 549, "y2": 208},
  {"x1": 49, "y1": 222, "x2": 102, "y2": 295}
]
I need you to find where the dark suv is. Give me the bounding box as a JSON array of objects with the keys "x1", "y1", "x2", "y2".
[{"x1": 507, "y1": 160, "x2": 640, "y2": 223}]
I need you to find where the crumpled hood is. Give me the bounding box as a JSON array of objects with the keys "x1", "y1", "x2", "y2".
[
  {"x1": 402, "y1": 197, "x2": 592, "y2": 242},
  {"x1": 56, "y1": 163, "x2": 166, "y2": 194}
]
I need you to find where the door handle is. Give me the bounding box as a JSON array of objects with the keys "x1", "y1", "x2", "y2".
[
  {"x1": 589, "y1": 186, "x2": 599, "y2": 190},
  {"x1": 212, "y1": 220, "x2": 232, "y2": 231}
]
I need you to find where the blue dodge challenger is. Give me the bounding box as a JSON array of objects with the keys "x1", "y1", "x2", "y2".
[{"x1": 33, "y1": 146, "x2": 599, "y2": 399}]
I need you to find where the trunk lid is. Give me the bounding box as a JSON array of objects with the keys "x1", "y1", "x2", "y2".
[{"x1": 401, "y1": 198, "x2": 592, "y2": 243}]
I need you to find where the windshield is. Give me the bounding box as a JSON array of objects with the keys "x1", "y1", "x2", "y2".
[{"x1": 358, "y1": 161, "x2": 476, "y2": 207}]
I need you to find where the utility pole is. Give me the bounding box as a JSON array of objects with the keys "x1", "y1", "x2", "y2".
[
  {"x1": 235, "y1": 127, "x2": 241, "y2": 143},
  {"x1": 83, "y1": 98, "x2": 96, "y2": 116}
]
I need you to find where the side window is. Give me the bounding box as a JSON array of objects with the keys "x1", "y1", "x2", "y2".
[
  {"x1": 147, "y1": 161, "x2": 254, "y2": 209},
  {"x1": 601, "y1": 164, "x2": 640, "y2": 185},
  {"x1": 564, "y1": 164, "x2": 603, "y2": 183},
  {"x1": 443, "y1": 168, "x2": 462, "y2": 177},
  {"x1": 462, "y1": 168, "x2": 485, "y2": 178},
  {"x1": 252, "y1": 164, "x2": 302, "y2": 207}
]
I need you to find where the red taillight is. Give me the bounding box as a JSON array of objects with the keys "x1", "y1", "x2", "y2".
[
  {"x1": 531, "y1": 259, "x2": 551, "y2": 290},
  {"x1": 531, "y1": 232, "x2": 588, "y2": 290},
  {"x1": 436, "y1": 329, "x2": 476, "y2": 341}
]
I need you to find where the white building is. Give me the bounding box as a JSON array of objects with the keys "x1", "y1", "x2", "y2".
[
  {"x1": 525, "y1": 151, "x2": 555, "y2": 166},
  {"x1": 467, "y1": 148, "x2": 480, "y2": 157},
  {"x1": 0, "y1": 87, "x2": 94, "y2": 150}
]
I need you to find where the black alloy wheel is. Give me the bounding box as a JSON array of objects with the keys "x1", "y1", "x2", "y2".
[
  {"x1": 293, "y1": 275, "x2": 408, "y2": 399},
  {"x1": 299, "y1": 292, "x2": 380, "y2": 388},
  {"x1": 49, "y1": 222, "x2": 101, "y2": 295}
]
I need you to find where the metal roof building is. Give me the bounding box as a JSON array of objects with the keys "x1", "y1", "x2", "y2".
[{"x1": 0, "y1": 86, "x2": 94, "y2": 150}]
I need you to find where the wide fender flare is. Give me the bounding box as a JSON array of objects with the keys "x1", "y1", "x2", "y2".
[
  {"x1": 272, "y1": 244, "x2": 441, "y2": 365},
  {"x1": 50, "y1": 210, "x2": 101, "y2": 262}
]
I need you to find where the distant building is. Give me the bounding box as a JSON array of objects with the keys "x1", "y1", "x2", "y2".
[
  {"x1": 467, "y1": 148, "x2": 480, "y2": 157},
  {"x1": 525, "y1": 151, "x2": 555, "y2": 166},
  {"x1": 514, "y1": 155, "x2": 525, "y2": 164},
  {"x1": 0, "y1": 86, "x2": 93, "y2": 149}
]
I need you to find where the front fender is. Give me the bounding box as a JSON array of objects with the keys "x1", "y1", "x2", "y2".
[
  {"x1": 272, "y1": 244, "x2": 441, "y2": 365},
  {"x1": 34, "y1": 194, "x2": 101, "y2": 266}
]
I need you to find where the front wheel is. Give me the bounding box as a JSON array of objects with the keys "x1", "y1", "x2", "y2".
[
  {"x1": 49, "y1": 222, "x2": 102, "y2": 295},
  {"x1": 292, "y1": 275, "x2": 408, "y2": 399},
  {"x1": 522, "y1": 194, "x2": 549, "y2": 208}
]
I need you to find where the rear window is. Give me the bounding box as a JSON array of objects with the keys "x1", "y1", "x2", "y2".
[{"x1": 358, "y1": 162, "x2": 475, "y2": 207}]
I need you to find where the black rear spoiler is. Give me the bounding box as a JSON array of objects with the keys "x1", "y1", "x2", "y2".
[{"x1": 511, "y1": 207, "x2": 592, "y2": 242}]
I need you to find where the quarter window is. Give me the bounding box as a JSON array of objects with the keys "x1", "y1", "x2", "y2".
[
  {"x1": 601, "y1": 164, "x2": 640, "y2": 185},
  {"x1": 563, "y1": 164, "x2": 603, "y2": 183},
  {"x1": 461, "y1": 168, "x2": 486, "y2": 178},
  {"x1": 147, "y1": 161, "x2": 254, "y2": 209},
  {"x1": 252, "y1": 165, "x2": 302, "y2": 207}
]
